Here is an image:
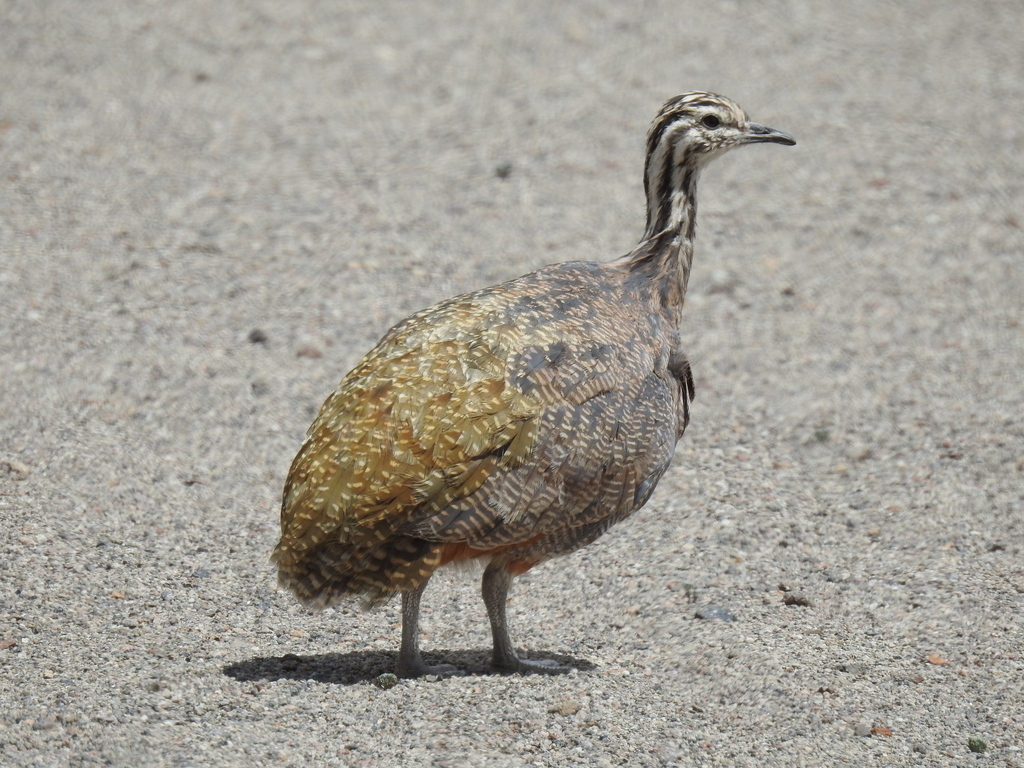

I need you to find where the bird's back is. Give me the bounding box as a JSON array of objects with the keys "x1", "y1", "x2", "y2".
[{"x1": 273, "y1": 258, "x2": 693, "y2": 607}]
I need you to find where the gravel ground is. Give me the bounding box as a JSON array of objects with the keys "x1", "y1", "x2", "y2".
[{"x1": 2, "y1": 1, "x2": 1022, "y2": 766}]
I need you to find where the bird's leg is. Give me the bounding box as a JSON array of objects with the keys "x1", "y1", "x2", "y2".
[
  {"x1": 482, "y1": 561, "x2": 574, "y2": 675},
  {"x1": 395, "y1": 579, "x2": 463, "y2": 678}
]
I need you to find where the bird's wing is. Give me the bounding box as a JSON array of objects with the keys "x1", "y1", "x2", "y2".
[{"x1": 276, "y1": 280, "x2": 683, "y2": 566}]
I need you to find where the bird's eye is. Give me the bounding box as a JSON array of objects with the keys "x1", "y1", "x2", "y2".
[{"x1": 701, "y1": 115, "x2": 721, "y2": 129}]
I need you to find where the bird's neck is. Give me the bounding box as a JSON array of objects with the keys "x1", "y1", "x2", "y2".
[{"x1": 620, "y1": 163, "x2": 702, "y2": 325}]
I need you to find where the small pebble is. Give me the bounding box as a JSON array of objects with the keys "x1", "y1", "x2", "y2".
[
  {"x1": 548, "y1": 699, "x2": 581, "y2": 716},
  {"x1": 1, "y1": 458, "x2": 31, "y2": 479},
  {"x1": 694, "y1": 605, "x2": 736, "y2": 621},
  {"x1": 782, "y1": 592, "x2": 813, "y2": 607}
]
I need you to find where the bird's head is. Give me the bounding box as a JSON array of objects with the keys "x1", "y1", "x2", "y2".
[{"x1": 646, "y1": 91, "x2": 795, "y2": 171}]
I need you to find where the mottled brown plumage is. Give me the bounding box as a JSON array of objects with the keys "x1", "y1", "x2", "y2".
[{"x1": 273, "y1": 92, "x2": 794, "y2": 677}]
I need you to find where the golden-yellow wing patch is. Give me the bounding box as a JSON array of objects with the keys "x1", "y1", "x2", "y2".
[{"x1": 274, "y1": 297, "x2": 554, "y2": 571}]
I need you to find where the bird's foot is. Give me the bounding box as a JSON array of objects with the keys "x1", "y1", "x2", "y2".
[
  {"x1": 395, "y1": 658, "x2": 466, "y2": 680},
  {"x1": 493, "y1": 656, "x2": 575, "y2": 676}
]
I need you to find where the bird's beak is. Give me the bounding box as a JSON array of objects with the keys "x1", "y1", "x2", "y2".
[{"x1": 742, "y1": 122, "x2": 796, "y2": 146}]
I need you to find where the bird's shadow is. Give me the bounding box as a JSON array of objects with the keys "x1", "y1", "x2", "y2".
[{"x1": 223, "y1": 649, "x2": 596, "y2": 685}]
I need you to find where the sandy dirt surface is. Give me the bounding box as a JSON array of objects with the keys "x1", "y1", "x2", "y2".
[{"x1": 1, "y1": 1, "x2": 1022, "y2": 765}]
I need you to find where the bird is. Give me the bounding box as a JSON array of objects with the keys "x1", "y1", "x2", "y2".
[{"x1": 273, "y1": 92, "x2": 795, "y2": 678}]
